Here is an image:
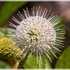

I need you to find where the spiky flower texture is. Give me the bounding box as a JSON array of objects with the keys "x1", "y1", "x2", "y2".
[{"x1": 10, "y1": 7, "x2": 65, "y2": 62}]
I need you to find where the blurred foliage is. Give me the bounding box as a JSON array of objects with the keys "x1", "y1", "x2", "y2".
[
  {"x1": 0, "y1": 37, "x2": 23, "y2": 60},
  {"x1": 55, "y1": 46, "x2": 70, "y2": 68},
  {"x1": 0, "y1": 28, "x2": 15, "y2": 38},
  {"x1": 0, "y1": 2, "x2": 26, "y2": 67},
  {"x1": 0, "y1": 2, "x2": 26, "y2": 26},
  {"x1": 0, "y1": 60, "x2": 11, "y2": 68},
  {"x1": 0, "y1": 28, "x2": 23, "y2": 68}
]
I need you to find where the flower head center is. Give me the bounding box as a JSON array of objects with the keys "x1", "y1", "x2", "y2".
[{"x1": 27, "y1": 28, "x2": 40, "y2": 42}]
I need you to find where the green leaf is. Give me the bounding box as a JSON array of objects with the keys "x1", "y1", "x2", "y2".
[
  {"x1": 0, "y1": 28, "x2": 15, "y2": 38},
  {"x1": 22, "y1": 53, "x2": 51, "y2": 69},
  {"x1": 55, "y1": 47, "x2": 70, "y2": 68},
  {"x1": 0, "y1": 2, "x2": 26, "y2": 26},
  {"x1": 0, "y1": 60, "x2": 11, "y2": 68}
]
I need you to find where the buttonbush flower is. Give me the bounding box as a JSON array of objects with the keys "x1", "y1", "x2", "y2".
[{"x1": 9, "y1": 7, "x2": 65, "y2": 61}]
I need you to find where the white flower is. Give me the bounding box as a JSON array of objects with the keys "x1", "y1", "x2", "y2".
[{"x1": 9, "y1": 7, "x2": 65, "y2": 61}]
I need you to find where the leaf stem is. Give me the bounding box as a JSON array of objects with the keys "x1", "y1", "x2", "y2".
[{"x1": 12, "y1": 60, "x2": 20, "y2": 69}]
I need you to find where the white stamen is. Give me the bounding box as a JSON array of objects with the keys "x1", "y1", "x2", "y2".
[
  {"x1": 9, "y1": 22, "x2": 17, "y2": 28},
  {"x1": 12, "y1": 16, "x2": 20, "y2": 24},
  {"x1": 17, "y1": 11, "x2": 24, "y2": 20}
]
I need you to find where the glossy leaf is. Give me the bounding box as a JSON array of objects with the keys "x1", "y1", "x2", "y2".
[
  {"x1": 22, "y1": 53, "x2": 51, "y2": 69},
  {"x1": 55, "y1": 47, "x2": 70, "y2": 68},
  {"x1": 0, "y1": 2, "x2": 26, "y2": 26}
]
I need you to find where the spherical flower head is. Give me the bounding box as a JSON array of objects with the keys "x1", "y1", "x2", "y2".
[
  {"x1": 9, "y1": 7, "x2": 65, "y2": 61},
  {"x1": 16, "y1": 16, "x2": 56, "y2": 52}
]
